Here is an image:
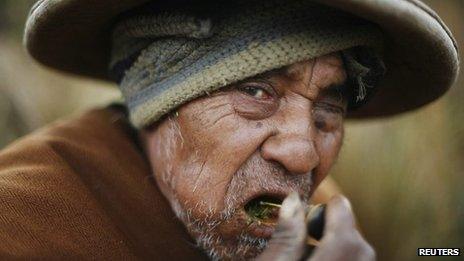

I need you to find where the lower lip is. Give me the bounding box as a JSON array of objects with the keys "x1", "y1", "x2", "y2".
[{"x1": 246, "y1": 220, "x2": 277, "y2": 239}]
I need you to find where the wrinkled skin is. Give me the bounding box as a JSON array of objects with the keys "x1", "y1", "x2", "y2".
[{"x1": 141, "y1": 53, "x2": 374, "y2": 260}]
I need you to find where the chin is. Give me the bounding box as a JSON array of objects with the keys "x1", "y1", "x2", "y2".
[
  {"x1": 171, "y1": 197, "x2": 268, "y2": 260},
  {"x1": 196, "y1": 228, "x2": 269, "y2": 260}
]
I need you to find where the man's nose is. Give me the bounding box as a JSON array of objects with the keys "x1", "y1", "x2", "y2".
[
  {"x1": 261, "y1": 134, "x2": 319, "y2": 174},
  {"x1": 260, "y1": 101, "x2": 319, "y2": 175}
]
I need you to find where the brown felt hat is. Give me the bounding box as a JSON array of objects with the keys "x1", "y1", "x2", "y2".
[{"x1": 24, "y1": 0, "x2": 460, "y2": 118}]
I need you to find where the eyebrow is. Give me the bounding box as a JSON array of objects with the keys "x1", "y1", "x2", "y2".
[
  {"x1": 320, "y1": 81, "x2": 350, "y2": 101},
  {"x1": 325, "y1": 81, "x2": 348, "y2": 94},
  {"x1": 247, "y1": 66, "x2": 350, "y2": 99}
]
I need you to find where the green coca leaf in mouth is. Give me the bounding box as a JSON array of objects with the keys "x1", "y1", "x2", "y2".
[{"x1": 244, "y1": 196, "x2": 282, "y2": 223}]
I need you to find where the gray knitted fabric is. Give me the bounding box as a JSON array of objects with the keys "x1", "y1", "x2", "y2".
[{"x1": 110, "y1": 0, "x2": 384, "y2": 128}]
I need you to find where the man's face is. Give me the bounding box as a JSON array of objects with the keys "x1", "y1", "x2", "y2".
[{"x1": 142, "y1": 53, "x2": 348, "y2": 259}]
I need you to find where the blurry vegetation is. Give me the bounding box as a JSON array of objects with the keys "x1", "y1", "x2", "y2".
[
  {"x1": 331, "y1": 1, "x2": 464, "y2": 260},
  {"x1": 0, "y1": 1, "x2": 462, "y2": 260},
  {"x1": 0, "y1": 0, "x2": 119, "y2": 147}
]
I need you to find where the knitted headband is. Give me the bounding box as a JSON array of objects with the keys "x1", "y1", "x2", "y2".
[{"x1": 110, "y1": 0, "x2": 385, "y2": 128}]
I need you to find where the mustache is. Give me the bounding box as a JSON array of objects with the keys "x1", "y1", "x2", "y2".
[{"x1": 222, "y1": 152, "x2": 313, "y2": 219}]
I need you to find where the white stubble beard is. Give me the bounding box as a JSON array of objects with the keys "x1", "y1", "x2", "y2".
[
  {"x1": 168, "y1": 154, "x2": 312, "y2": 260},
  {"x1": 159, "y1": 116, "x2": 312, "y2": 260}
]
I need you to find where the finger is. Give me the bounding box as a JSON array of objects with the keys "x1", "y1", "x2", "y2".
[
  {"x1": 254, "y1": 192, "x2": 306, "y2": 261},
  {"x1": 324, "y1": 195, "x2": 356, "y2": 234},
  {"x1": 308, "y1": 229, "x2": 376, "y2": 261},
  {"x1": 308, "y1": 196, "x2": 375, "y2": 261}
]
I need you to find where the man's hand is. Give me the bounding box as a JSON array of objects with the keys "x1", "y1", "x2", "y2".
[{"x1": 255, "y1": 193, "x2": 376, "y2": 261}]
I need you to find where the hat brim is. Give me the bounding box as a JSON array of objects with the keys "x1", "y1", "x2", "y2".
[{"x1": 24, "y1": 0, "x2": 460, "y2": 118}]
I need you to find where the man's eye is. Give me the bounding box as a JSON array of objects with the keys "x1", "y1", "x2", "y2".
[
  {"x1": 240, "y1": 86, "x2": 272, "y2": 100},
  {"x1": 313, "y1": 103, "x2": 344, "y2": 133},
  {"x1": 313, "y1": 112, "x2": 343, "y2": 133}
]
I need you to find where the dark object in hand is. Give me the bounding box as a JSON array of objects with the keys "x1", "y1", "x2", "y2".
[{"x1": 306, "y1": 204, "x2": 326, "y2": 241}]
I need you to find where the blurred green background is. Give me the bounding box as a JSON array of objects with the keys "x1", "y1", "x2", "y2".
[{"x1": 0, "y1": 1, "x2": 462, "y2": 260}]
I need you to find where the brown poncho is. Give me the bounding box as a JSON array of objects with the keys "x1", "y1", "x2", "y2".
[{"x1": 0, "y1": 106, "x2": 339, "y2": 259}]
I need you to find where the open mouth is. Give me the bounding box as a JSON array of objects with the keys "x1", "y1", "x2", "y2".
[{"x1": 244, "y1": 195, "x2": 283, "y2": 225}]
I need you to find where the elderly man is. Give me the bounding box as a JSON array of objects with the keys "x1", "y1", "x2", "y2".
[{"x1": 0, "y1": 0, "x2": 458, "y2": 260}]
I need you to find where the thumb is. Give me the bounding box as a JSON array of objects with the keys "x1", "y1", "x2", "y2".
[
  {"x1": 255, "y1": 192, "x2": 306, "y2": 261},
  {"x1": 324, "y1": 195, "x2": 356, "y2": 235}
]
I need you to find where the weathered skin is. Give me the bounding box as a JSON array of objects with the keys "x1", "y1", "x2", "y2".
[{"x1": 141, "y1": 53, "x2": 375, "y2": 260}]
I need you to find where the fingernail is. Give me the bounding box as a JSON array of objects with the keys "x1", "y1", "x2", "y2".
[{"x1": 280, "y1": 192, "x2": 301, "y2": 220}]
